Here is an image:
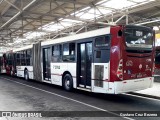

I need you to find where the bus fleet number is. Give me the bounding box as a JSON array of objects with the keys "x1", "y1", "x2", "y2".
[{"x1": 53, "y1": 65, "x2": 60, "y2": 69}]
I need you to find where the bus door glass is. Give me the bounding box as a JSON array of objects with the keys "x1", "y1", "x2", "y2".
[
  {"x1": 93, "y1": 35, "x2": 111, "y2": 89},
  {"x1": 77, "y1": 42, "x2": 92, "y2": 88},
  {"x1": 43, "y1": 47, "x2": 51, "y2": 81}
]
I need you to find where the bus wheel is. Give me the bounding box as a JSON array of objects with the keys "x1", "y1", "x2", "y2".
[
  {"x1": 24, "y1": 70, "x2": 29, "y2": 81},
  {"x1": 63, "y1": 74, "x2": 73, "y2": 91}
]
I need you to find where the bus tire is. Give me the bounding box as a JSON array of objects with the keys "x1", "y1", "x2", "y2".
[
  {"x1": 63, "y1": 74, "x2": 73, "y2": 91},
  {"x1": 24, "y1": 70, "x2": 29, "y2": 81}
]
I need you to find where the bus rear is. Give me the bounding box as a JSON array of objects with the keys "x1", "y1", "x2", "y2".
[{"x1": 110, "y1": 25, "x2": 155, "y2": 94}]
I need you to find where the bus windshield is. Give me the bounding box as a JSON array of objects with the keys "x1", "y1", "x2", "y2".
[{"x1": 125, "y1": 27, "x2": 153, "y2": 49}]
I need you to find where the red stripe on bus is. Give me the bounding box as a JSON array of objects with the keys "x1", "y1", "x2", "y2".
[
  {"x1": 17, "y1": 70, "x2": 33, "y2": 72},
  {"x1": 91, "y1": 79, "x2": 108, "y2": 81},
  {"x1": 51, "y1": 73, "x2": 62, "y2": 76},
  {"x1": 51, "y1": 73, "x2": 76, "y2": 78}
]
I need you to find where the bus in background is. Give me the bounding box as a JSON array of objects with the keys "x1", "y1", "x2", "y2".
[
  {"x1": 1, "y1": 50, "x2": 31, "y2": 76},
  {"x1": 0, "y1": 54, "x2": 2, "y2": 73},
  {"x1": 4, "y1": 51, "x2": 16, "y2": 76},
  {"x1": 13, "y1": 46, "x2": 32, "y2": 79},
  {"x1": 10, "y1": 25, "x2": 155, "y2": 94},
  {"x1": 0, "y1": 53, "x2": 7, "y2": 74},
  {"x1": 155, "y1": 46, "x2": 160, "y2": 75}
]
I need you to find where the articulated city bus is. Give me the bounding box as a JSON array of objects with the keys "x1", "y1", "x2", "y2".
[{"x1": 5, "y1": 25, "x2": 155, "y2": 94}]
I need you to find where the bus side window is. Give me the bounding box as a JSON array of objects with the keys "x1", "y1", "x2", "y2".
[
  {"x1": 63, "y1": 43, "x2": 75, "y2": 62},
  {"x1": 20, "y1": 51, "x2": 26, "y2": 66},
  {"x1": 26, "y1": 49, "x2": 32, "y2": 66},
  {"x1": 95, "y1": 35, "x2": 110, "y2": 47},
  {"x1": 16, "y1": 52, "x2": 21, "y2": 66},
  {"x1": 7, "y1": 53, "x2": 13, "y2": 66},
  {"x1": 52, "y1": 44, "x2": 62, "y2": 62}
]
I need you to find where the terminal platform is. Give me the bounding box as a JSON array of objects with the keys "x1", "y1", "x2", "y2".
[{"x1": 131, "y1": 76, "x2": 160, "y2": 99}]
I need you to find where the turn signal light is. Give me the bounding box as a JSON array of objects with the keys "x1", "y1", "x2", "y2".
[
  {"x1": 117, "y1": 59, "x2": 123, "y2": 80},
  {"x1": 152, "y1": 63, "x2": 155, "y2": 75}
]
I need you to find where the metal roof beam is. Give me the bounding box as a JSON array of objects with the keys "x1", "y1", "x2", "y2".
[
  {"x1": 54, "y1": 0, "x2": 87, "y2": 5},
  {"x1": 96, "y1": 0, "x2": 160, "y2": 24},
  {"x1": 3, "y1": 0, "x2": 21, "y2": 11},
  {"x1": 23, "y1": 11, "x2": 61, "y2": 17},
  {"x1": 0, "y1": 0, "x2": 4, "y2": 5},
  {"x1": 4, "y1": 2, "x2": 67, "y2": 36},
  {"x1": 1, "y1": 0, "x2": 16, "y2": 15},
  {"x1": 0, "y1": 0, "x2": 37, "y2": 29},
  {"x1": 1, "y1": 0, "x2": 101, "y2": 39},
  {"x1": 54, "y1": 1, "x2": 69, "y2": 15}
]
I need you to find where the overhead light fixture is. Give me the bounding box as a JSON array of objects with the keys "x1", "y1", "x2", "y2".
[{"x1": 153, "y1": 26, "x2": 159, "y2": 31}]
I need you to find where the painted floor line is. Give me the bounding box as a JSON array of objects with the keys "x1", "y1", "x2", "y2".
[
  {"x1": 123, "y1": 93, "x2": 160, "y2": 102},
  {"x1": 1, "y1": 77, "x2": 134, "y2": 120}
]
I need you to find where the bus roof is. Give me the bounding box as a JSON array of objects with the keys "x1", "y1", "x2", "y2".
[
  {"x1": 13, "y1": 27, "x2": 111, "y2": 52},
  {"x1": 13, "y1": 26, "x2": 112, "y2": 52},
  {"x1": 41, "y1": 26, "x2": 110, "y2": 46},
  {"x1": 13, "y1": 45, "x2": 32, "y2": 52}
]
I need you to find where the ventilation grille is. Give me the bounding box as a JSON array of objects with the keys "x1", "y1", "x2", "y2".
[{"x1": 94, "y1": 65, "x2": 104, "y2": 87}]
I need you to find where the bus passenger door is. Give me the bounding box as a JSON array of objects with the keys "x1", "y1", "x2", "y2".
[
  {"x1": 43, "y1": 47, "x2": 51, "y2": 81},
  {"x1": 77, "y1": 42, "x2": 92, "y2": 88}
]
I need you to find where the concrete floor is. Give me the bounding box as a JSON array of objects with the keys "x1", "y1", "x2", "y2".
[
  {"x1": 135, "y1": 82, "x2": 160, "y2": 97},
  {"x1": 0, "y1": 75, "x2": 160, "y2": 120}
]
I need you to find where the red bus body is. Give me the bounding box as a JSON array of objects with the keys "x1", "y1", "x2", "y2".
[
  {"x1": 109, "y1": 25, "x2": 154, "y2": 93},
  {"x1": 2, "y1": 51, "x2": 15, "y2": 75}
]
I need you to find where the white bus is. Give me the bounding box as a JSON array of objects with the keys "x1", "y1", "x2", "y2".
[{"x1": 6, "y1": 25, "x2": 155, "y2": 94}]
